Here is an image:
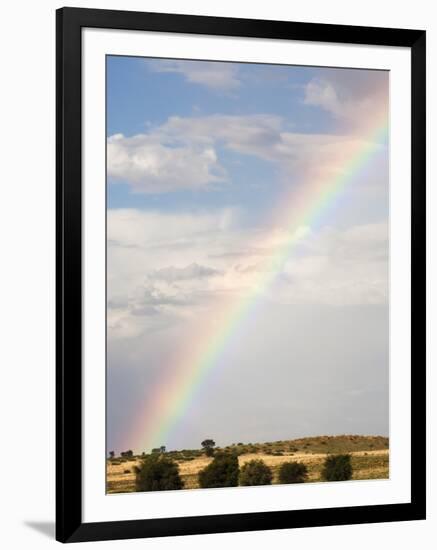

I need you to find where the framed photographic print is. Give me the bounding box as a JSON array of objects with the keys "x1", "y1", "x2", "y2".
[{"x1": 56, "y1": 7, "x2": 426, "y2": 543}]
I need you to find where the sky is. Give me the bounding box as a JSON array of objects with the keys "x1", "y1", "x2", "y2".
[{"x1": 106, "y1": 56, "x2": 389, "y2": 454}]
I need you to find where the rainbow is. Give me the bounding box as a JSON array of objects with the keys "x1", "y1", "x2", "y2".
[{"x1": 124, "y1": 113, "x2": 389, "y2": 453}]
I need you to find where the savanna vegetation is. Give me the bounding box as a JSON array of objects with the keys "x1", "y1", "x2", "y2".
[{"x1": 106, "y1": 434, "x2": 389, "y2": 494}]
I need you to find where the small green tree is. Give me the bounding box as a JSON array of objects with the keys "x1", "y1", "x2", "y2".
[
  {"x1": 198, "y1": 452, "x2": 239, "y2": 488},
  {"x1": 239, "y1": 460, "x2": 272, "y2": 486},
  {"x1": 109, "y1": 451, "x2": 115, "y2": 459},
  {"x1": 321, "y1": 454, "x2": 352, "y2": 482},
  {"x1": 201, "y1": 439, "x2": 216, "y2": 457},
  {"x1": 135, "y1": 454, "x2": 183, "y2": 492},
  {"x1": 278, "y1": 461, "x2": 308, "y2": 484}
]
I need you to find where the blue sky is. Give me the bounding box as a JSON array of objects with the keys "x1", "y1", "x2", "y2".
[
  {"x1": 107, "y1": 57, "x2": 333, "y2": 136},
  {"x1": 106, "y1": 57, "x2": 387, "y2": 225},
  {"x1": 106, "y1": 56, "x2": 389, "y2": 454},
  {"x1": 107, "y1": 58, "x2": 326, "y2": 221}
]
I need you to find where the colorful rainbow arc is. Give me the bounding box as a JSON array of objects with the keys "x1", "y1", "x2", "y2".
[{"x1": 124, "y1": 114, "x2": 389, "y2": 453}]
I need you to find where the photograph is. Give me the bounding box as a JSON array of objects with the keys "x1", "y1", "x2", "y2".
[{"x1": 105, "y1": 56, "x2": 390, "y2": 494}]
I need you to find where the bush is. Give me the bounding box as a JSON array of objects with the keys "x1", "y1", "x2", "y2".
[
  {"x1": 135, "y1": 454, "x2": 183, "y2": 492},
  {"x1": 321, "y1": 454, "x2": 352, "y2": 482},
  {"x1": 198, "y1": 452, "x2": 239, "y2": 488},
  {"x1": 278, "y1": 461, "x2": 308, "y2": 484},
  {"x1": 124, "y1": 469, "x2": 130, "y2": 474},
  {"x1": 239, "y1": 460, "x2": 272, "y2": 486}
]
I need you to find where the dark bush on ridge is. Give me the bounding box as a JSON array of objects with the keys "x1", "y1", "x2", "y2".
[
  {"x1": 135, "y1": 454, "x2": 183, "y2": 492},
  {"x1": 239, "y1": 459, "x2": 272, "y2": 486},
  {"x1": 278, "y1": 461, "x2": 308, "y2": 484},
  {"x1": 198, "y1": 452, "x2": 239, "y2": 488},
  {"x1": 321, "y1": 454, "x2": 352, "y2": 482}
]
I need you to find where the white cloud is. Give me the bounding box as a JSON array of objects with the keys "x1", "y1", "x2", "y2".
[
  {"x1": 108, "y1": 113, "x2": 378, "y2": 193},
  {"x1": 107, "y1": 208, "x2": 389, "y2": 341},
  {"x1": 164, "y1": 114, "x2": 378, "y2": 181},
  {"x1": 107, "y1": 133, "x2": 224, "y2": 193},
  {"x1": 148, "y1": 59, "x2": 241, "y2": 91}
]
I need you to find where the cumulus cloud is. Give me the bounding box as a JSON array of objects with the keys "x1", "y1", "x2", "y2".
[
  {"x1": 148, "y1": 59, "x2": 241, "y2": 91},
  {"x1": 108, "y1": 113, "x2": 379, "y2": 193},
  {"x1": 107, "y1": 132, "x2": 224, "y2": 193},
  {"x1": 161, "y1": 114, "x2": 381, "y2": 182},
  {"x1": 107, "y1": 208, "x2": 389, "y2": 343}
]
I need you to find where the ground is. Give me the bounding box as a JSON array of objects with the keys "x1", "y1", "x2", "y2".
[{"x1": 106, "y1": 435, "x2": 389, "y2": 493}]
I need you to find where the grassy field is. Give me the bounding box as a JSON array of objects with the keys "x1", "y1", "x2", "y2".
[{"x1": 107, "y1": 435, "x2": 389, "y2": 494}]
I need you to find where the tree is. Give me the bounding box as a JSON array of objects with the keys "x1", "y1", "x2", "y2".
[
  {"x1": 239, "y1": 459, "x2": 272, "y2": 486},
  {"x1": 198, "y1": 452, "x2": 239, "y2": 488},
  {"x1": 278, "y1": 461, "x2": 308, "y2": 484},
  {"x1": 135, "y1": 454, "x2": 183, "y2": 492},
  {"x1": 126, "y1": 449, "x2": 133, "y2": 458},
  {"x1": 109, "y1": 451, "x2": 115, "y2": 459},
  {"x1": 152, "y1": 446, "x2": 166, "y2": 454},
  {"x1": 201, "y1": 439, "x2": 216, "y2": 457},
  {"x1": 321, "y1": 454, "x2": 352, "y2": 482}
]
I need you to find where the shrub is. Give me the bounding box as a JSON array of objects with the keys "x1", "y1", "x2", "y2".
[
  {"x1": 321, "y1": 454, "x2": 352, "y2": 482},
  {"x1": 278, "y1": 461, "x2": 308, "y2": 484},
  {"x1": 198, "y1": 452, "x2": 239, "y2": 488},
  {"x1": 124, "y1": 469, "x2": 130, "y2": 474},
  {"x1": 121, "y1": 449, "x2": 134, "y2": 458},
  {"x1": 239, "y1": 460, "x2": 272, "y2": 486},
  {"x1": 135, "y1": 454, "x2": 183, "y2": 492}
]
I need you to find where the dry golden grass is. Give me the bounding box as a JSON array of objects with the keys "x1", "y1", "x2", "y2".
[{"x1": 107, "y1": 435, "x2": 389, "y2": 493}]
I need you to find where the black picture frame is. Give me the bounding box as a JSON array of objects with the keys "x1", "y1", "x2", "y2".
[{"x1": 56, "y1": 7, "x2": 426, "y2": 543}]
